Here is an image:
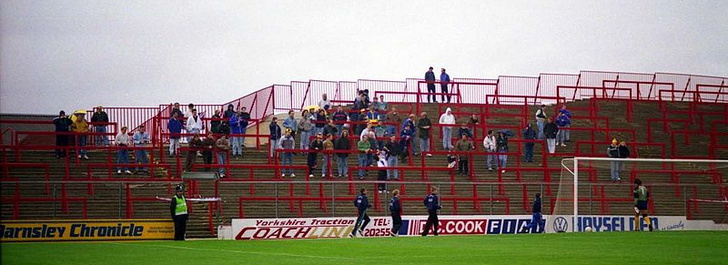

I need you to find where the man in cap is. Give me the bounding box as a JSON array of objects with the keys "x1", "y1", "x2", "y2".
[{"x1": 170, "y1": 184, "x2": 188, "y2": 241}]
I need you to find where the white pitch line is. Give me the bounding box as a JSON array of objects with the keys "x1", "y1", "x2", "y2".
[{"x1": 106, "y1": 242, "x2": 359, "y2": 261}]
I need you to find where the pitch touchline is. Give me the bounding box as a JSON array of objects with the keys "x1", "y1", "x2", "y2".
[{"x1": 107, "y1": 242, "x2": 359, "y2": 260}]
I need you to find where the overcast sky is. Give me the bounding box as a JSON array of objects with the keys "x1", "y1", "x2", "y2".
[{"x1": 1, "y1": 0, "x2": 726, "y2": 114}]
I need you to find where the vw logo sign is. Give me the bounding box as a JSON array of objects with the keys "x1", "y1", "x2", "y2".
[{"x1": 553, "y1": 216, "x2": 568, "y2": 233}]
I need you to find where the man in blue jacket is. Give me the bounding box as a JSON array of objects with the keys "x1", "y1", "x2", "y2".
[
  {"x1": 269, "y1": 117, "x2": 282, "y2": 158},
  {"x1": 351, "y1": 188, "x2": 372, "y2": 237},
  {"x1": 425, "y1": 67, "x2": 437, "y2": 103},
  {"x1": 422, "y1": 187, "x2": 441, "y2": 236},
  {"x1": 440, "y1": 68, "x2": 451, "y2": 103},
  {"x1": 521, "y1": 192, "x2": 544, "y2": 233},
  {"x1": 555, "y1": 112, "x2": 571, "y2": 147},
  {"x1": 389, "y1": 189, "x2": 402, "y2": 237},
  {"x1": 167, "y1": 112, "x2": 183, "y2": 157}
]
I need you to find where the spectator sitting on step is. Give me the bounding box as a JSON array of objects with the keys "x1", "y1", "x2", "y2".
[
  {"x1": 116, "y1": 126, "x2": 132, "y2": 175},
  {"x1": 184, "y1": 133, "x2": 203, "y2": 172},
  {"x1": 457, "y1": 122, "x2": 473, "y2": 140},
  {"x1": 366, "y1": 106, "x2": 380, "y2": 121},
  {"x1": 319, "y1": 93, "x2": 332, "y2": 111}
]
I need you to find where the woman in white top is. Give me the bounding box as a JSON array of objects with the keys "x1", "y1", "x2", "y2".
[
  {"x1": 483, "y1": 130, "x2": 497, "y2": 171},
  {"x1": 439, "y1": 107, "x2": 456, "y2": 150},
  {"x1": 115, "y1": 126, "x2": 132, "y2": 174}
]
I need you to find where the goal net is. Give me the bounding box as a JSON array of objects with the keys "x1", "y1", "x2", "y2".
[{"x1": 551, "y1": 157, "x2": 728, "y2": 232}]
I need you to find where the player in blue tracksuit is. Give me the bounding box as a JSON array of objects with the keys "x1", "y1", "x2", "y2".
[
  {"x1": 351, "y1": 188, "x2": 372, "y2": 237},
  {"x1": 521, "y1": 193, "x2": 544, "y2": 233},
  {"x1": 389, "y1": 189, "x2": 402, "y2": 237},
  {"x1": 421, "y1": 187, "x2": 441, "y2": 236}
]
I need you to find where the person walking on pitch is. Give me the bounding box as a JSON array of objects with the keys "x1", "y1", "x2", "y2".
[
  {"x1": 521, "y1": 193, "x2": 544, "y2": 233},
  {"x1": 389, "y1": 189, "x2": 402, "y2": 237},
  {"x1": 351, "y1": 188, "x2": 372, "y2": 237},
  {"x1": 421, "y1": 187, "x2": 441, "y2": 236}
]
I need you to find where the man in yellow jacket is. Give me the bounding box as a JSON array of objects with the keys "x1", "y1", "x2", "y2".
[{"x1": 71, "y1": 113, "x2": 90, "y2": 159}]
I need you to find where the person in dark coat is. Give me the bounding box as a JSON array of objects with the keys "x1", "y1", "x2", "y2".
[
  {"x1": 522, "y1": 124, "x2": 537, "y2": 162},
  {"x1": 421, "y1": 187, "x2": 441, "y2": 236},
  {"x1": 53, "y1": 110, "x2": 73, "y2": 158},
  {"x1": 543, "y1": 118, "x2": 559, "y2": 154},
  {"x1": 350, "y1": 188, "x2": 372, "y2": 237},
  {"x1": 389, "y1": 189, "x2": 402, "y2": 237},
  {"x1": 334, "y1": 130, "x2": 351, "y2": 178}
]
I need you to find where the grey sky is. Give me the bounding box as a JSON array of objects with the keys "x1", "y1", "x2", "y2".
[{"x1": 1, "y1": 0, "x2": 726, "y2": 114}]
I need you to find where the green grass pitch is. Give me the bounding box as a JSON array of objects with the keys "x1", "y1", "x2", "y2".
[{"x1": 3, "y1": 231, "x2": 728, "y2": 265}]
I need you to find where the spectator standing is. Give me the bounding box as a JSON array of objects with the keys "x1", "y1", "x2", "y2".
[
  {"x1": 350, "y1": 188, "x2": 372, "y2": 237},
  {"x1": 132, "y1": 125, "x2": 151, "y2": 173},
  {"x1": 455, "y1": 133, "x2": 474, "y2": 176},
  {"x1": 417, "y1": 112, "x2": 433, "y2": 157},
  {"x1": 323, "y1": 119, "x2": 338, "y2": 138},
  {"x1": 496, "y1": 131, "x2": 509, "y2": 173},
  {"x1": 318, "y1": 93, "x2": 332, "y2": 111},
  {"x1": 421, "y1": 187, "x2": 441, "y2": 236},
  {"x1": 468, "y1": 113, "x2": 480, "y2": 138},
  {"x1": 314, "y1": 109, "x2": 327, "y2": 135},
  {"x1": 215, "y1": 133, "x2": 230, "y2": 178},
  {"x1": 457, "y1": 122, "x2": 473, "y2": 140},
  {"x1": 201, "y1": 132, "x2": 216, "y2": 172},
  {"x1": 184, "y1": 134, "x2": 203, "y2": 172},
  {"x1": 376, "y1": 151, "x2": 389, "y2": 193},
  {"x1": 53, "y1": 110, "x2": 73, "y2": 159},
  {"x1": 269, "y1": 117, "x2": 282, "y2": 158},
  {"x1": 307, "y1": 133, "x2": 323, "y2": 178},
  {"x1": 334, "y1": 130, "x2": 351, "y2": 178},
  {"x1": 399, "y1": 124, "x2": 415, "y2": 160},
  {"x1": 559, "y1": 105, "x2": 572, "y2": 142},
  {"x1": 425, "y1": 67, "x2": 437, "y2": 103},
  {"x1": 619, "y1": 141, "x2": 630, "y2": 172},
  {"x1": 607, "y1": 139, "x2": 621, "y2": 182},
  {"x1": 383, "y1": 135, "x2": 401, "y2": 180},
  {"x1": 185, "y1": 109, "x2": 203, "y2": 143},
  {"x1": 91, "y1": 106, "x2": 110, "y2": 146},
  {"x1": 282, "y1": 110, "x2": 298, "y2": 139},
  {"x1": 402, "y1": 114, "x2": 417, "y2": 155},
  {"x1": 332, "y1": 106, "x2": 349, "y2": 137},
  {"x1": 440, "y1": 68, "x2": 451, "y2": 103},
  {"x1": 170, "y1": 185, "x2": 188, "y2": 241},
  {"x1": 217, "y1": 120, "x2": 230, "y2": 136},
  {"x1": 522, "y1": 124, "x2": 537, "y2": 163},
  {"x1": 168, "y1": 112, "x2": 183, "y2": 156},
  {"x1": 298, "y1": 109, "x2": 313, "y2": 150},
  {"x1": 357, "y1": 135, "x2": 372, "y2": 180},
  {"x1": 278, "y1": 129, "x2": 296, "y2": 178},
  {"x1": 377, "y1": 95, "x2": 388, "y2": 119},
  {"x1": 229, "y1": 111, "x2": 244, "y2": 158},
  {"x1": 535, "y1": 104, "x2": 547, "y2": 139},
  {"x1": 439, "y1": 108, "x2": 456, "y2": 150},
  {"x1": 170, "y1": 102, "x2": 183, "y2": 119},
  {"x1": 116, "y1": 126, "x2": 132, "y2": 174},
  {"x1": 385, "y1": 107, "x2": 402, "y2": 137},
  {"x1": 322, "y1": 134, "x2": 334, "y2": 178},
  {"x1": 483, "y1": 130, "x2": 497, "y2": 171},
  {"x1": 239, "y1": 107, "x2": 251, "y2": 148},
  {"x1": 544, "y1": 118, "x2": 559, "y2": 154},
  {"x1": 222, "y1": 104, "x2": 235, "y2": 119},
  {"x1": 185, "y1": 103, "x2": 195, "y2": 120},
  {"x1": 555, "y1": 112, "x2": 571, "y2": 147},
  {"x1": 355, "y1": 109, "x2": 368, "y2": 136},
  {"x1": 71, "y1": 112, "x2": 90, "y2": 160},
  {"x1": 389, "y1": 189, "x2": 402, "y2": 237},
  {"x1": 210, "y1": 109, "x2": 222, "y2": 134}
]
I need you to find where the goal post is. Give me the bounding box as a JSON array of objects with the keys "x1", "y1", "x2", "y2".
[{"x1": 552, "y1": 157, "x2": 728, "y2": 233}]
